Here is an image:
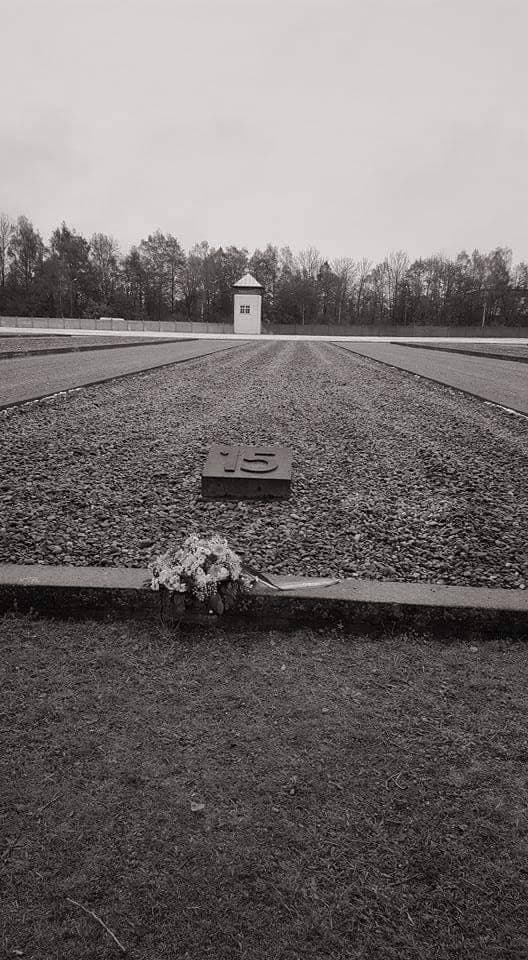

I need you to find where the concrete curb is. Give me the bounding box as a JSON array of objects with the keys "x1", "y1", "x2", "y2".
[
  {"x1": 1, "y1": 564, "x2": 526, "y2": 636},
  {"x1": 0, "y1": 338, "x2": 188, "y2": 361}
]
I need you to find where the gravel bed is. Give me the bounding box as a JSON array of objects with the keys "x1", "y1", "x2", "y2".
[
  {"x1": 399, "y1": 342, "x2": 528, "y2": 360},
  {"x1": 1, "y1": 341, "x2": 527, "y2": 588},
  {"x1": 455, "y1": 343, "x2": 528, "y2": 357},
  {"x1": 0, "y1": 335, "x2": 169, "y2": 355}
]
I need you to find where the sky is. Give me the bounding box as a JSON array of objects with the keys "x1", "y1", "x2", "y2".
[{"x1": 1, "y1": 0, "x2": 527, "y2": 263}]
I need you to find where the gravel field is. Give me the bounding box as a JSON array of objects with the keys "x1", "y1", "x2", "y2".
[
  {"x1": 339, "y1": 342, "x2": 528, "y2": 415},
  {"x1": 0, "y1": 339, "x2": 243, "y2": 407},
  {"x1": 0, "y1": 334, "x2": 171, "y2": 354},
  {"x1": 1, "y1": 341, "x2": 527, "y2": 588}
]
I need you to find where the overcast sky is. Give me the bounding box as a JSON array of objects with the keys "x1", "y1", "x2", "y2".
[{"x1": 1, "y1": 0, "x2": 527, "y2": 262}]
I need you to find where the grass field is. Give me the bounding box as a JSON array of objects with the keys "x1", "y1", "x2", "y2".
[{"x1": 2, "y1": 614, "x2": 528, "y2": 959}]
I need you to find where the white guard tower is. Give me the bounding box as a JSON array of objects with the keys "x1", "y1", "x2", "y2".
[{"x1": 233, "y1": 273, "x2": 263, "y2": 334}]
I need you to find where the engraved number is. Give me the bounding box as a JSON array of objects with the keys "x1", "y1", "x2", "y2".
[
  {"x1": 239, "y1": 451, "x2": 278, "y2": 474},
  {"x1": 219, "y1": 448, "x2": 240, "y2": 473}
]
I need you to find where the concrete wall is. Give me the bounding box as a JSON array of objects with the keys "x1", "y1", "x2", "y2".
[
  {"x1": 2, "y1": 315, "x2": 528, "y2": 339},
  {"x1": 264, "y1": 322, "x2": 528, "y2": 338},
  {"x1": 0, "y1": 316, "x2": 234, "y2": 335}
]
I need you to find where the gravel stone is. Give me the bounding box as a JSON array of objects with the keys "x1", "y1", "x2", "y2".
[
  {"x1": 0, "y1": 335, "x2": 169, "y2": 355},
  {"x1": 0, "y1": 341, "x2": 527, "y2": 588},
  {"x1": 412, "y1": 342, "x2": 528, "y2": 360}
]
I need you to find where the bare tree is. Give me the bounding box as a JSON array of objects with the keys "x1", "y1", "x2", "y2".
[
  {"x1": 90, "y1": 233, "x2": 120, "y2": 305},
  {"x1": 331, "y1": 257, "x2": 357, "y2": 323},
  {"x1": 180, "y1": 252, "x2": 203, "y2": 320},
  {"x1": 0, "y1": 213, "x2": 13, "y2": 288},
  {"x1": 382, "y1": 250, "x2": 409, "y2": 322},
  {"x1": 354, "y1": 258, "x2": 372, "y2": 321},
  {"x1": 297, "y1": 246, "x2": 322, "y2": 279}
]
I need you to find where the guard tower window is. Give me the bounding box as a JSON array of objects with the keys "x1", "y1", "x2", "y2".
[{"x1": 240, "y1": 305, "x2": 250, "y2": 314}]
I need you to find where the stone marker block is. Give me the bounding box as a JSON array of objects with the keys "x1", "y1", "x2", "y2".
[{"x1": 202, "y1": 443, "x2": 292, "y2": 499}]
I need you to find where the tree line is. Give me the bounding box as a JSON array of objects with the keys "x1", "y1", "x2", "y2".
[{"x1": 1, "y1": 212, "x2": 527, "y2": 327}]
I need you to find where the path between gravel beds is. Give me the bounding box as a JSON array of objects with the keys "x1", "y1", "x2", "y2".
[
  {"x1": 338, "y1": 342, "x2": 528, "y2": 415},
  {"x1": 0, "y1": 338, "x2": 246, "y2": 408},
  {"x1": 1, "y1": 340, "x2": 526, "y2": 589}
]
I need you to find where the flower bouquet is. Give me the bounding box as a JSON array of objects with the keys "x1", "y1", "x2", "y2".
[{"x1": 149, "y1": 533, "x2": 256, "y2": 619}]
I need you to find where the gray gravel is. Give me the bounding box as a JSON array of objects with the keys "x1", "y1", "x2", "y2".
[
  {"x1": 0, "y1": 335, "x2": 171, "y2": 355},
  {"x1": 0, "y1": 339, "x2": 244, "y2": 408},
  {"x1": 1, "y1": 341, "x2": 526, "y2": 588},
  {"x1": 339, "y1": 342, "x2": 528, "y2": 415},
  {"x1": 396, "y1": 342, "x2": 528, "y2": 361}
]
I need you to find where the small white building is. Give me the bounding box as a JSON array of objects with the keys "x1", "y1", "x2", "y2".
[{"x1": 233, "y1": 273, "x2": 263, "y2": 334}]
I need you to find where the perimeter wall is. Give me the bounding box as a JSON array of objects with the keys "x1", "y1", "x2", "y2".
[
  {"x1": 1, "y1": 316, "x2": 528, "y2": 338},
  {"x1": 264, "y1": 322, "x2": 528, "y2": 338},
  {"x1": 0, "y1": 317, "x2": 233, "y2": 334}
]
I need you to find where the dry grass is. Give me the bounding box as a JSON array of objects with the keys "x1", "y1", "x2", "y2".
[{"x1": 1, "y1": 613, "x2": 528, "y2": 959}]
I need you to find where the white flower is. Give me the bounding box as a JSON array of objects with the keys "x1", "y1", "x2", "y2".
[
  {"x1": 208, "y1": 562, "x2": 230, "y2": 582},
  {"x1": 149, "y1": 533, "x2": 251, "y2": 605},
  {"x1": 209, "y1": 535, "x2": 228, "y2": 560}
]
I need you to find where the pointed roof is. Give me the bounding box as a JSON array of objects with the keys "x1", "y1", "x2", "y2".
[{"x1": 233, "y1": 273, "x2": 263, "y2": 289}]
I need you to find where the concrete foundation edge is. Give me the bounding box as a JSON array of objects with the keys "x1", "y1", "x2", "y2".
[{"x1": 0, "y1": 564, "x2": 527, "y2": 637}]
